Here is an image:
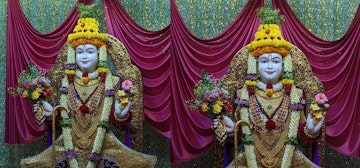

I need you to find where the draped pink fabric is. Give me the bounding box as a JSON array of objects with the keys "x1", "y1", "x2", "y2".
[
  {"x1": 273, "y1": 0, "x2": 360, "y2": 158},
  {"x1": 102, "y1": 0, "x2": 263, "y2": 163},
  {"x1": 6, "y1": 0, "x2": 360, "y2": 164},
  {"x1": 5, "y1": 0, "x2": 93, "y2": 144}
]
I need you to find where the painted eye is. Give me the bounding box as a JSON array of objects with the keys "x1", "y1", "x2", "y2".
[
  {"x1": 86, "y1": 49, "x2": 96, "y2": 54},
  {"x1": 76, "y1": 50, "x2": 84, "y2": 54}
]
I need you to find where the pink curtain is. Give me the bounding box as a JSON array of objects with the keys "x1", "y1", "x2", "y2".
[
  {"x1": 5, "y1": 0, "x2": 93, "y2": 144},
  {"x1": 273, "y1": 0, "x2": 360, "y2": 157},
  {"x1": 102, "y1": 0, "x2": 264, "y2": 163},
  {"x1": 6, "y1": 0, "x2": 360, "y2": 164}
]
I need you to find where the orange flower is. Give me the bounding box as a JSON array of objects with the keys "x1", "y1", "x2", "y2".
[
  {"x1": 266, "y1": 88, "x2": 274, "y2": 97},
  {"x1": 82, "y1": 77, "x2": 90, "y2": 84}
]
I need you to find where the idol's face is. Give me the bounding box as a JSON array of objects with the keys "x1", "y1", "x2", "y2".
[
  {"x1": 258, "y1": 53, "x2": 283, "y2": 84},
  {"x1": 75, "y1": 44, "x2": 98, "y2": 73}
]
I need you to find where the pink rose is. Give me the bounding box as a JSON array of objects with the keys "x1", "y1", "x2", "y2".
[
  {"x1": 315, "y1": 93, "x2": 328, "y2": 104},
  {"x1": 122, "y1": 80, "x2": 133, "y2": 90}
]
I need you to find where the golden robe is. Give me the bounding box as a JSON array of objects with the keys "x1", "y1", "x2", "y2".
[
  {"x1": 20, "y1": 77, "x2": 157, "y2": 168},
  {"x1": 227, "y1": 88, "x2": 319, "y2": 168}
]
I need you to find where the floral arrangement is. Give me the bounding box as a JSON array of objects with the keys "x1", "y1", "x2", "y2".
[
  {"x1": 187, "y1": 70, "x2": 231, "y2": 119},
  {"x1": 117, "y1": 80, "x2": 135, "y2": 109},
  {"x1": 247, "y1": 8, "x2": 293, "y2": 56},
  {"x1": 310, "y1": 93, "x2": 329, "y2": 122},
  {"x1": 9, "y1": 62, "x2": 51, "y2": 103}
]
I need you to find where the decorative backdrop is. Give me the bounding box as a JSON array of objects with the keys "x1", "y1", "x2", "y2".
[{"x1": 1, "y1": 0, "x2": 360, "y2": 167}]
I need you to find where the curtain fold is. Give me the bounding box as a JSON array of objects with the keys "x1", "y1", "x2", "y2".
[
  {"x1": 7, "y1": 0, "x2": 360, "y2": 164},
  {"x1": 102, "y1": 0, "x2": 263, "y2": 163},
  {"x1": 273, "y1": 0, "x2": 360, "y2": 158},
  {"x1": 5, "y1": 0, "x2": 93, "y2": 144}
]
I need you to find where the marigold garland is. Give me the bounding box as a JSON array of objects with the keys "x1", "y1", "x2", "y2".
[
  {"x1": 251, "y1": 46, "x2": 289, "y2": 57},
  {"x1": 70, "y1": 38, "x2": 107, "y2": 49}
]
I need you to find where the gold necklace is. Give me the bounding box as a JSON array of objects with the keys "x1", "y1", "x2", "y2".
[
  {"x1": 67, "y1": 81, "x2": 105, "y2": 149},
  {"x1": 255, "y1": 89, "x2": 283, "y2": 116}
]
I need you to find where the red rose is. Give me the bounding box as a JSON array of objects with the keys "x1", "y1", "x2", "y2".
[
  {"x1": 99, "y1": 73, "x2": 106, "y2": 81},
  {"x1": 285, "y1": 84, "x2": 291, "y2": 93},
  {"x1": 266, "y1": 84, "x2": 273, "y2": 89},
  {"x1": 79, "y1": 104, "x2": 89, "y2": 115},
  {"x1": 266, "y1": 119, "x2": 276, "y2": 130},
  {"x1": 247, "y1": 86, "x2": 255, "y2": 94},
  {"x1": 67, "y1": 75, "x2": 74, "y2": 82},
  {"x1": 224, "y1": 100, "x2": 232, "y2": 112},
  {"x1": 82, "y1": 72, "x2": 88, "y2": 77},
  {"x1": 43, "y1": 86, "x2": 51, "y2": 99}
]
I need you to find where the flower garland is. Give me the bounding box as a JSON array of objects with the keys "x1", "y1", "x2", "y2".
[
  {"x1": 61, "y1": 45, "x2": 113, "y2": 168},
  {"x1": 239, "y1": 53, "x2": 300, "y2": 168},
  {"x1": 75, "y1": 71, "x2": 99, "y2": 84}
]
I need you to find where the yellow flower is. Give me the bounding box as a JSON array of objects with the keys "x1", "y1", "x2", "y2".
[
  {"x1": 120, "y1": 97, "x2": 129, "y2": 104},
  {"x1": 281, "y1": 79, "x2": 294, "y2": 85},
  {"x1": 65, "y1": 69, "x2": 76, "y2": 75},
  {"x1": 201, "y1": 103, "x2": 208, "y2": 112},
  {"x1": 245, "y1": 80, "x2": 257, "y2": 86},
  {"x1": 266, "y1": 88, "x2": 274, "y2": 97},
  {"x1": 31, "y1": 91, "x2": 41, "y2": 100},
  {"x1": 118, "y1": 90, "x2": 126, "y2": 97},
  {"x1": 36, "y1": 87, "x2": 43, "y2": 93},
  {"x1": 310, "y1": 104, "x2": 320, "y2": 111},
  {"x1": 82, "y1": 77, "x2": 89, "y2": 84},
  {"x1": 216, "y1": 100, "x2": 224, "y2": 106},
  {"x1": 97, "y1": 67, "x2": 109, "y2": 73},
  {"x1": 22, "y1": 90, "x2": 28, "y2": 98},
  {"x1": 314, "y1": 110, "x2": 325, "y2": 119},
  {"x1": 213, "y1": 104, "x2": 222, "y2": 114}
]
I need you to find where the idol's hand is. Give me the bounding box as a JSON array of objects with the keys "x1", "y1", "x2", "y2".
[
  {"x1": 306, "y1": 113, "x2": 324, "y2": 135},
  {"x1": 33, "y1": 101, "x2": 53, "y2": 117},
  {"x1": 115, "y1": 100, "x2": 131, "y2": 118},
  {"x1": 212, "y1": 116, "x2": 234, "y2": 133}
]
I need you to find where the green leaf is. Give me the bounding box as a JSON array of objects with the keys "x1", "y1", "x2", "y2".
[
  {"x1": 285, "y1": 136, "x2": 298, "y2": 145},
  {"x1": 242, "y1": 134, "x2": 254, "y2": 145},
  {"x1": 257, "y1": 8, "x2": 285, "y2": 25},
  {"x1": 98, "y1": 120, "x2": 109, "y2": 128},
  {"x1": 77, "y1": 3, "x2": 100, "y2": 18},
  {"x1": 61, "y1": 118, "x2": 72, "y2": 128}
]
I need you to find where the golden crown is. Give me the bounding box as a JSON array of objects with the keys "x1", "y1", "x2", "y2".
[
  {"x1": 247, "y1": 8, "x2": 292, "y2": 57},
  {"x1": 67, "y1": 4, "x2": 108, "y2": 48}
]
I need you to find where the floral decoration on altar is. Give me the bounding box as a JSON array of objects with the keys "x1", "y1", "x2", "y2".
[
  {"x1": 8, "y1": 62, "x2": 51, "y2": 125},
  {"x1": 310, "y1": 93, "x2": 329, "y2": 124},
  {"x1": 187, "y1": 70, "x2": 231, "y2": 119},
  {"x1": 117, "y1": 80, "x2": 135, "y2": 108},
  {"x1": 186, "y1": 70, "x2": 231, "y2": 142}
]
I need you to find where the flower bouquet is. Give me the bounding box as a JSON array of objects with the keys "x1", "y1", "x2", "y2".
[
  {"x1": 117, "y1": 80, "x2": 135, "y2": 109},
  {"x1": 8, "y1": 62, "x2": 52, "y2": 125},
  {"x1": 310, "y1": 93, "x2": 330, "y2": 124},
  {"x1": 186, "y1": 70, "x2": 232, "y2": 142}
]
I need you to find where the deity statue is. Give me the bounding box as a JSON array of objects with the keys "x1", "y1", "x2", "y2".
[
  {"x1": 20, "y1": 4, "x2": 156, "y2": 168},
  {"x1": 214, "y1": 8, "x2": 328, "y2": 168}
]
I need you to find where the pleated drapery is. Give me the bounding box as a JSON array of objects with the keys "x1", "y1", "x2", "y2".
[{"x1": 6, "y1": 0, "x2": 360, "y2": 163}]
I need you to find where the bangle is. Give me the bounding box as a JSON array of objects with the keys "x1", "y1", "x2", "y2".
[
  {"x1": 214, "y1": 121, "x2": 227, "y2": 143},
  {"x1": 304, "y1": 125, "x2": 320, "y2": 139}
]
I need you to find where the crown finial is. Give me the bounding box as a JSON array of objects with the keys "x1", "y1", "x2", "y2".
[
  {"x1": 257, "y1": 8, "x2": 285, "y2": 25},
  {"x1": 77, "y1": 3, "x2": 100, "y2": 18}
]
